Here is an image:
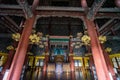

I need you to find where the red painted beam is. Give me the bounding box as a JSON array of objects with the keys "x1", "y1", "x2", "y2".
[
  {"x1": 4, "y1": 16, "x2": 20, "y2": 30},
  {"x1": 81, "y1": 0, "x2": 88, "y2": 14},
  {"x1": 69, "y1": 39, "x2": 75, "y2": 80},
  {"x1": 81, "y1": 0, "x2": 88, "y2": 9},
  {"x1": 84, "y1": 17, "x2": 111, "y2": 80},
  {"x1": 115, "y1": 0, "x2": 120, "y2": 7},
  {"x1": 7, "y1": 16, "x2": 36, "y2": 80},
  {"x1": 32, "y1": 0, "x2": 39, "y2": 14}
]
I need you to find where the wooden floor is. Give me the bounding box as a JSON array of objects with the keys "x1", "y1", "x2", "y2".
[{"x1": 22, "y1": 68, "x2": 94, "y2": 80}]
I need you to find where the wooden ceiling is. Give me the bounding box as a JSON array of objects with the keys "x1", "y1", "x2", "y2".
[{"x1": 0, "y1": 0, "x2": 120, "y2": 53}]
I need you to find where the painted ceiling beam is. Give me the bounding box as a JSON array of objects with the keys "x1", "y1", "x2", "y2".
[
  {"x1": 87, "y1": 0, "x2": 106, "y2": 20},
  {"x1": 4, "y1": 16, "x2": 21, "y2": 30},
  {"x1": 0, "y1": 17, "x2": 19, "y2": 32},
  {"x1": 0, "y1": 5, "x2": 120, "y2": 18},
  {"x1": 99, "y1": 18, "x2": 115, "y2": 32},
  {"x1": 0, "y1": 20, "x2": 16, "y2": 33},
  {"x1": 0, "y1": 10, "x2": 119, "y2": 19},
  {"x1": 0, "y1": 5, "x2": 120, "y2": 13},
  {"x1": 0, "y1": 34, "x2": 12, "y2": 38},
  {"x1": 0, "y1": 9, "x2": 119, "y2": 19},
  {"x1": 17, "y1": 0, "x2": 33, "y2": 18},
  {"x1": 100, "y1": 19, "x2": 120, "y2": 35}
]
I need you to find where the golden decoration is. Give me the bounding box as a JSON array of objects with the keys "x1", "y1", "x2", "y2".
[
  {"x1": 81, "y1": 35, "x2": 91, "y2": 45},
  {"x1": 29, "y1": 34, "x2": 40, "y2": 44},
  {"x1": 6, "y1": 45, "x2": 14, "y2": 50},
  {"x1": 99, "y1": 36, "x2": 107, "y2": 44},
  {"x1": 12, "y1": 33, "x2": 20, "y2": 41},
  {"x1": 37, "y1": 32, "x2": 43, "y2": 37},
  {"x1": 27, "y1": 52, "x2": 33, "y2": 55},
  {"x1": 105, "y1": 47, "x2": 112, "y2": 53},
  {"x1": 0, "y1": 56, "x2": 7, "y2": 66}
]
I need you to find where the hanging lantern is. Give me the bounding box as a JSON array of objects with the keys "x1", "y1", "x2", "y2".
[
  {"x1": 6, "y1": 45, "x2": 14, "y2": 50},
  {"x1": 99, "y1": 36, "x2": 107, "y2": 44},
  {"x1": 12, "y1": 33, "x2": 21, "y2": 41},
  {"x1": 81, "y1": 35, "x2": 91, "y2": 45}
]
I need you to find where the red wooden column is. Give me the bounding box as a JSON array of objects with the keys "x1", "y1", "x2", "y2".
[
  {"x1": 2, "y1": 42, "x2": 18, "y2": 74},
  {"x1": 7, "y1": 16, "x2": 36, "y2": 80},
  {"x1": 103, "y1": 51, "x2": 116, "y2": 80},
  {"x1": 42, "y1": 40, "x2": 49, "y2": 80},
  {"x1": 84, "y1": 17, "x2": 111, "y2": 80},
  {"x1": 69, "y1": 40, "x2": 75, "y2": 71},
  {"x1": 2, "y1": 50, "x2": 14, "y2": 74},
  {"x1": 69, "y1": 39, "x2": 75, "y2": 80},
  {"x1": 89, "y1": 56, "x2": 95, "y2": 79},
  {"x1": 42, "y1": 55, "x2": 48, "y2": 80}
]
